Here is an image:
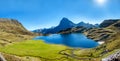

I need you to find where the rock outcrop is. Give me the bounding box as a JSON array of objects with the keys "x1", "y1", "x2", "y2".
[
  {"x1": 102, "y1": 50, "x2": 120, "y2": 61},
  {"x1": 99, "y1": 19, "x2": 120, "y2": 28},
  {"x1": 0, "y1": 53, "x2": 6, "y2": 61}
]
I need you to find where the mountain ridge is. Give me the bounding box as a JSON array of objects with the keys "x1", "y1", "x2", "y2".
[
  {"x1": 0, "y1": 18, "x2": 36, "y2": 46},
  {"x1": 33, "y1": 17, "x2": 97, "y2": 34}
]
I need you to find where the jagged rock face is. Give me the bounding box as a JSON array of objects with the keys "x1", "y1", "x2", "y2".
[
  {"x1": 100, "y1": 19, "x2": 120, "y2": 28},
  {"x1": 0, "y1": 18, "x2": 33, "y2": 35}
]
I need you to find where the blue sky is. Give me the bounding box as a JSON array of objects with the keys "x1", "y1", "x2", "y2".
[{"x1": 0, "y1": 0, "x2": 120, "y2": 30}]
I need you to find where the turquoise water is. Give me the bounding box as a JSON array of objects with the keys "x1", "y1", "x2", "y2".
[{"x1": 33, "y1": 33, "x2": 99, "y2": 48}]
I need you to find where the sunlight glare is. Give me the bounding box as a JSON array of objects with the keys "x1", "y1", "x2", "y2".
[{"x1": 94, "y1": 0, "x2": 108, "y2": 7}]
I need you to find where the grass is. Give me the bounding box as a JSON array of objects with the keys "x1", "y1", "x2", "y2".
[{"x1": 0, "y1": 40, "x2": 67, "y2": 59}]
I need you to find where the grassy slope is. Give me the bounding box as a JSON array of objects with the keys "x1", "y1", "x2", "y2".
[
  {"x1": 0, "y1": 40, "x2": 67, "y2": 59},
  {"x1": 71, "y1": 28, "x2": 120, "y2": 60},
  {"x1": 0, "y1": 19, "x2": 36, "y2": 46}
]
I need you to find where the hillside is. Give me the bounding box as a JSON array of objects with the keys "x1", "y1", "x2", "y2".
[
  {"x1": 99, "y1": 19, "x2": 120, "y2": 28},
  {"x1": 0, "y1": 18, "x2": 39, "y2": 61},
  {"x1": 0, "y1": 18, "x2": 35, "y2": 46},
  {"x1": 80, "y1": 19, "x2": 120, "y2": 60},
  {"x1": 84, "y1": 19, "x2": 120, "y2": 42},
  {"x1": 84, "y1": 19, "x2": 120, "y2": 49}
]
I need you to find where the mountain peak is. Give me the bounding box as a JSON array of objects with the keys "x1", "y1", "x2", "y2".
[
  {"x1": 61, "y1": 17, "x2": 69, "y2": 20},
  {"x1": 59, "y1": 17, "x2": 75, "y2": 26},
  {"x1": 60, "y1": 17, "x2": 71, "y2": 23},
  {"x1": 33, "y1": 17, "x2": 98, "y2": 34}
]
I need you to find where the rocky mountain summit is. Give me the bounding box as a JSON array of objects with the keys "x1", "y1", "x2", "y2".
[{"x1": 33, "y1": 17, "x2": 97, "y2": 34}]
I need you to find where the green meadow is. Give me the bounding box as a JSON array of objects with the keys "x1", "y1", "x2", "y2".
[{"x1": 0, "y1": 40, "x2": 67, "y2": 59}]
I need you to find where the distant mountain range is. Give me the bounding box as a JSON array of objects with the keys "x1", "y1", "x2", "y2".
[{"x1": 33, "y1": 17, "x2": 99, "y2": 34}]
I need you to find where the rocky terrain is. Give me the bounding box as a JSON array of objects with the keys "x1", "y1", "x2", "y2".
[{"x1": 102, "y1": 50, "x2": 120, "y2": 61}]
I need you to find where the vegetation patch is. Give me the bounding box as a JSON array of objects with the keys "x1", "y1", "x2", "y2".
[{"x1": 0, "y1": 40, "x2": 67, "y2": 59}]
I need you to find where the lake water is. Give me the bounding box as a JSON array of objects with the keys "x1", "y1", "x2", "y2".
[{"x1": 33, "y1": 33, "x2": 99, "y2": 48}]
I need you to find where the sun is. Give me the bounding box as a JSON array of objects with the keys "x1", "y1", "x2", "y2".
[{"x1": 94, "y1": 0, "x2": 108, "y2": 7}]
